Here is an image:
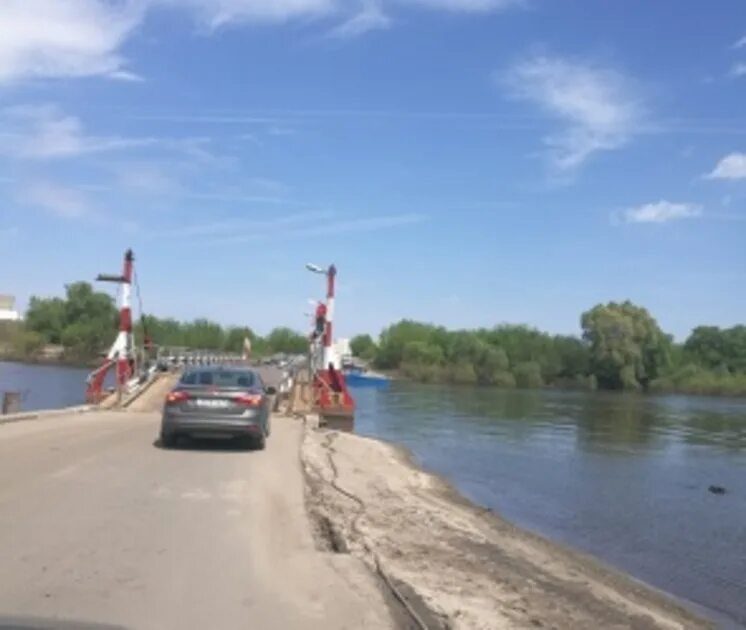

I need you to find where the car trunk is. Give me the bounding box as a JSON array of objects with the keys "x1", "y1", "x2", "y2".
[{"x1": 170, "y1": 387, "x2": 263, "y2": 416}]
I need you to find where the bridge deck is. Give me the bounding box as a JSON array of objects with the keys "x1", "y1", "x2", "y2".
[{"x1": 0, "y1": 405, "x2": 393, "y2": 629}]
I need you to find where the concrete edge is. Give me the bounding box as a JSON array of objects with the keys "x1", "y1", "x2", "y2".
[{"x1": 0, "y1": 405, "x2": 94, "y2": 426}]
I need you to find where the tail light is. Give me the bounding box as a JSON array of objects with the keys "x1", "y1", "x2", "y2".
[
  {"x1": 234, "y1": 393, "x2": 264, "y2": 407},
  {"x1": 166, "y1": 390, "x2": 190, "y2": 404}
]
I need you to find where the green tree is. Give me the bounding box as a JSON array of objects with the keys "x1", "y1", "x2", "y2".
[
  {"x1": 183, "y1": 319, "x2": 225, "y2": 349},
  {"x1": 350, "y1": 334, "x2": 378, "y2": 360},
  {"x1": 265, "y1": 327, "x2": 307, "y2": 354},
  {"x1": 513, "y1": 361, "x2": 544, "y2": 388},
  {"x1": 474, "y1": 344, "x2": 510, "y2": 385},
  {"x1": 402, "y1": 341, "x2": 444, "y2": 365},
  {"x1": 581, "y1": 301, "x2": 669, "y2": 390},
  {"x1": 25, "y1": 283, "x2": 118, "y2": 358},
  {"x1": 685, "y1": 325, "x2": 746, "y2": 374},
  {"x1": 25, "y1": 296, "x2": 67, "y2": 344},
  {"x1": 224, "y1": 327, "x2": 255, "y2": 353},
  {"x1": 376, "y1": 320, "x2": 437, "y2": 368},
  {"x1": 553, "y1": 335, "x2": 590, "y2": 379}
]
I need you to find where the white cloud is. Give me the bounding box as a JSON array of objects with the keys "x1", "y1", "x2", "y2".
[
  {"x1": 730, "y1": 62, "x2": 746, "y2": 77},
  {"x1": 707, "y1": 152, "x2": 746, "y2": 180},
  {"x1": 0, "y1": 0, "x2": 141, "y2": 84},
  {"x1": 175, "y1": 211, "x2": 424, "y2": 244},
  {"x1": 0, "y1": 0, "x2": 520, "y2": 83},
  {"x1": 160, "y1": 0, "x2": 336, "y2": 27},
  {"x1": 329, "y1": 1, "x2": 391, "y2": 38},
  {"x1": 398, "y1": 0, "x2": 517, "y2": 10},
  {"x1": 108, "y1": 69, "x2": 146, "y2": 82},
  {"x1": 503, "y1": 54, "x2": 644, "y2": 169},
  {"x1": 623, "y1": 200, "x2": 701, "y2": 224},
  {"x1": 734, "y1": 34, "x2": 746, "y2": 49},
  {"x1": 0, "y1": 105, "x2": 155, "y2": 159},
  {"x1": 19, "y1": 181, "x2": 96, "y2": 219},
  {"x1": 114, "y1": 162, "x2": 185, "y2": 195}
]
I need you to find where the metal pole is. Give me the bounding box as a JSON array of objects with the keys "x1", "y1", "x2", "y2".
[{"x1": 323, "y1": 265, "x2": 336, "y2": 369}]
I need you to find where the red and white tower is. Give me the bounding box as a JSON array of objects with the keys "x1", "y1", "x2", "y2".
[
  {"x1": 106, "y1": 249, "x2": 135, "y2": 388},
  {"x1": 322, "y1": 264, "x2": 337, "y2": 369},
  {"x1": 306, "y1": 263, "x2": 354, "y2": 421},
  {"x1": 86, "y1": 249, "x2": 136, "y2": 402}
]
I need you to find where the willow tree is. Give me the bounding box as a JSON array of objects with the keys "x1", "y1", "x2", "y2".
[{"x1": 581, "y1": 301, "x2": 669, "y2": 390}]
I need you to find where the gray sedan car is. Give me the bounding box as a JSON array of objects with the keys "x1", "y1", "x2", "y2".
[{"x1": 160, "y1": 366, "x2": 275, "y2": 449}]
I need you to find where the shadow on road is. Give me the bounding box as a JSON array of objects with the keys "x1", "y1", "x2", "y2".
[
  {"x1": 0, "y1": 616, "x2": 127, "y2": 630},
  {"x1": 152, "y1": 437, "x2": 259, "y2": 453}
]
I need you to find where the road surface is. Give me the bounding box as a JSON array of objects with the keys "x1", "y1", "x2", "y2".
[{"x1": 0, "y1": 401, "x2": 395, "y2": 629}]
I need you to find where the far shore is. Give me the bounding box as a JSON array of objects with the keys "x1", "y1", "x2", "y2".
[{"x1": 0, "y1": 354, "x2": 94, "y2": 370}]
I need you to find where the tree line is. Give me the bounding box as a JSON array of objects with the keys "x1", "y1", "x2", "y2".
[
  {"x1": 351, "y1": 301, "x2": 746, "y2": 396},
  {"x1": 0, "y1": 282, "x2": 307, "y2": 363},
  {"x1": 3, "y1": 282, "x2": 744, "y2": 396}
]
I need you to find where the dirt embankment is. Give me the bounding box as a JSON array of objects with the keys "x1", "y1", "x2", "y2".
[{"x1": 301, "y1": 424, "x2": 712, "y2": 630}]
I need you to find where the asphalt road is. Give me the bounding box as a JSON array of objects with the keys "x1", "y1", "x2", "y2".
[{"x1": 0, "y1": 397, "x2": 394, "y2": 629}]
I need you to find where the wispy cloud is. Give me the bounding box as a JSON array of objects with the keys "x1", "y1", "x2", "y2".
[
  {"x1": 19, "y1": 181, "x2": 97, "y2": 220},
  {"x1": 622, "y1": 200, "x2": 701, "y2": 224},
  {"x1": 734, "y1": 34, "x2": 746, "y2": 49},
  {"x1": 706, "y1": 152, "x2": 746, "y2": 180},
  {"x1": 0, "y1": 0, "x2": 520, "y2": 84},
  {"x1": 0, "y1": 0, "x2": 141, "y2": 84},
  {"x1": 175, "y1": 211, "x2": 424, "y2": 244},
  {"x1": 502, "y1": 54, "x2": 645, "y2": 170},
  {"x1": 170, "y1": 211, "x2": 335, "y2": 238},
  {"x1": 164, "y1": 0, "x2": 336, "y2": 28},
  {"x1": 108, "y1": 69, "x2": 146, "y2": 82},
  {"x1": 0, "y1": 105, "x2": 155, "y2": 159},
  {"x1": 400, "y1": 0, "x2": 518, "y2": 10},
  {"x1": 730, "y1": 62, "x2": 746, "y2": 78},
  {"x1": 113, "y1": 162, "x2": 185, "y2": 195},
  {"x1": 329, "y1": 1, "x2": 391, "y2": 38},
  {"x1": 294, "y1": 213, "x2": 424, "y2": 237}
]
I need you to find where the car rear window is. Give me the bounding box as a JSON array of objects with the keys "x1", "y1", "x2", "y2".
[{"x1": 179, "y1": 369, "x2": 256, "y2": 388}]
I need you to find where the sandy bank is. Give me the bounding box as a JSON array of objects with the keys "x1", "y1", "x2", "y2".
[{"x1": 301, "y1": 423, "x2": 712, "y2": 630}]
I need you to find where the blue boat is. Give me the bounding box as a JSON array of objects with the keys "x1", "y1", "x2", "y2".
[{"x1": 343, "y1": 366, "x2": 390, "y2": 388}]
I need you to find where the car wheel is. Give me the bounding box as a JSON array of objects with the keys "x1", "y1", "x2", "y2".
[
  {"x1": 253, "y1": 433, "x2": 266, "y2": 451},
  {"x1": 161, "y1": 432, "x2": 177, "y2": 448}
]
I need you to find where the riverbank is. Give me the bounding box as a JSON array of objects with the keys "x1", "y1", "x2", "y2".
[
  {"x1": 388, "y1": 367, "x2": 746, "y2": 398},
  {"x1": 0, "y1": 351, "x2": 94, "y2": 369},
  {"x1": 301, "y1": 422, "x2": 712, "y2": 630}
]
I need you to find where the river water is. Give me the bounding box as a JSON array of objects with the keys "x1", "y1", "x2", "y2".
[
  {"x1": 0, "y1": 361, "x2": 90, "y2": 412},
  {"x1": 352, "y1": 382, "x2": 746, "y2": 628},
  {"x1": 3, "y1": 361, "x2": 744, "y2": 626}
]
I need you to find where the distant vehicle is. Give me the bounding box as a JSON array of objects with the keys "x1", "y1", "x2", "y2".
[{"x1": 160, "y1": 366, "x2": 276, "y2": 450}]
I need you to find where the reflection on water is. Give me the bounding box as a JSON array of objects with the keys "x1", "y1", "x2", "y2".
[
  {"x1": 0, "y1": 361, "x2": 90, "y2": 412},
  {"x1": 353, "y1": 383, "x2": 746, "y2": 627}
]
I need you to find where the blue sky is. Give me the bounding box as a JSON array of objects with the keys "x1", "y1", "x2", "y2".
[{"x1": 1, "y1": 0, "x2": 745, "y2": 340}]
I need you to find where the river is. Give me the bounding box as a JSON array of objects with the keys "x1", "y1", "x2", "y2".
[
  {"x1": 352, "y1": 382, "x2": 746, "y2": 628},
  {"x1": 0, "y1": 361, "x2": 90, "y2": 412},
  {"x1": 2, "y1": 361, "x2": 744, "y2": 626}
]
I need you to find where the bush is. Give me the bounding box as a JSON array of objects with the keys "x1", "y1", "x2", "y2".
[
  {"x1": 400, "y1": 361, "x2": 444, "y2": 383},
  {"x1": 492, "y1": 370, "x2": 517, "y2": 389},
  {"x1": 447, "y1": 361, "x2": 478, "y2": 385},
  {"x1": 512, "y1": 361, "x2": 544, "y2": 389}
]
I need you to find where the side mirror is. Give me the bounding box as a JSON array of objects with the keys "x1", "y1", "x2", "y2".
[{"x1": 265, "y1": 386, "x2": 277, "y2": 396}]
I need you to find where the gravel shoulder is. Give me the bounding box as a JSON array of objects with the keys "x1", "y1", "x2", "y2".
[{"x1": 301, "y1": 422, "x2": 714, "y2": 630}]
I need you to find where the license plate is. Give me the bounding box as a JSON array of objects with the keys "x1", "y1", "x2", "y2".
[{"x1": 194, "y1": 399, "x2": 230, "y2": 409}]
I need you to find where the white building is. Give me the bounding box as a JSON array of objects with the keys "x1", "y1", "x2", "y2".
[
  {"x1": 0, "y1": 295, "x2": 20, "y2": 321},
  {"x1": 334, "y1": 338, "x2": 352, "y2": 360}
]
